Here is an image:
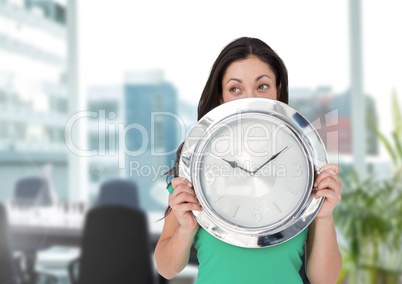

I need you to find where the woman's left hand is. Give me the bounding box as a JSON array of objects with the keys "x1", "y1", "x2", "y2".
[{"x1": 314, "y1": 164, "x2": 342, "y2": 220}]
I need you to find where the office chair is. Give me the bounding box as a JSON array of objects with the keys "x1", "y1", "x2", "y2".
[
  {"x1": 68, "y1": 206, "x2": 155, "y2": 284},
  {"x1": 95, "y1": 178, "x2": 140, "y2": 209},
  {"x1": 0, "y1": 202, "x2": 20, "y2": 284},
  {"x1": 13, "y1": 177, "x2": 53, "y2": 207},
  {"x1": 0, "y1": 202, "x2": 58, "y2": 284},
  {"x1": 11, "y1": 177, "x2": 58, "y2": 284}
]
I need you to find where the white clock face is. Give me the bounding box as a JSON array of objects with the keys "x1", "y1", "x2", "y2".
[{"x1": 195, "y1": 113, "x2": 312, "y2": 229}]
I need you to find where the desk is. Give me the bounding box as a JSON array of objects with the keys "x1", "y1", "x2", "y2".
[
  {"x1": 9, "y1": 209, "x2": 198, "y2": 283},
  {"x1": 10, "y1": 211, "x2": 165, "y2": 251},
  {"x1": 9, "y1": 210, "x2": 173, "y2": 283}
]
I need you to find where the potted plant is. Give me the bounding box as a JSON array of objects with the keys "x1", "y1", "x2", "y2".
[{"x1": 335, "y1": 91, "x2": 402, "y2": 284}]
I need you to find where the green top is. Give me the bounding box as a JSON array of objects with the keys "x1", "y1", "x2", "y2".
[{"x1": 193, "y1": 227, "x2": 308, "y2": 284}]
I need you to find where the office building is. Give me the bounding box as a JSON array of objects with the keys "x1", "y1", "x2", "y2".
[
  {"x1": 331, "y1": 90, "x2": 378, "y2": 155},
  {"x1": 0, "y1": 0, "x2": 69, "y2": 201},
  {"x1": 289, "y1": 87, "x2": 378, "y2": 156},
  {"x1": 87, "y1": 70, "x2": 180, "y2": 211}
]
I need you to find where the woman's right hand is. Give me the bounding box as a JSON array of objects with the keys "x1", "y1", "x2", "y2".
[{"x1": 169, "y1": 177, "x2": 202, "y2": 232}]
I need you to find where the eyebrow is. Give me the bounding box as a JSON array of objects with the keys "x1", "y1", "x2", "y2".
[
  {"x1": 256, "y1": 75, "x2": 272, "y2": 81},
  {"x1": 225, "y1": 74, "x2": 272, "y2": 85}
]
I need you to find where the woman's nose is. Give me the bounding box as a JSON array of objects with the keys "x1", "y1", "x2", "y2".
[{"x1": 243, "y1": 90, "x2": 259, "y2": 98}]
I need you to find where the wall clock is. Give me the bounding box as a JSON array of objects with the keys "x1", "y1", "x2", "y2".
[{"x1": 179, "y1": 98, "x2": 327, "y2": 247}]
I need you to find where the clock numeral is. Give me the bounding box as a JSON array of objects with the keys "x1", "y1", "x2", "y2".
[
  {"x1": 232, "y1": 205, "x2": 240, "y2": 218},
  {"x1": 252, "y1": 207, "x2": 263, "y2": 223},
  {"x1": 272, "y1": 202, "x2": 282, "y2": 214},
  {"x1": 204, "y1": 164, "x2": 218, "y2": 186},
  {"x1": 214, "y1": 195, "x2": 224, "y2": 202},
  {"x1": 205, "y1": 171, "x2": 215, "y2": 186},
  {"x1": 284, "y1": 187, "x2": 297, "y2": 194}
]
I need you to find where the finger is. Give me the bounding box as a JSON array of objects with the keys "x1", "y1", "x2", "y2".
[
  {"x1": 316, "y1": 175, "x2": 339, "y2": 190},
  {"x1": 173, "y1": 202, "x2": 203, "y2": 213},
  {"x1": 316, "y1": 178, "x2": 342, "y2": 198},
  {"x1": 169, "y1": 193, "x2": 202, "y2": 213},
  {"x1": 169, "y1": 192, "x2": 200, "y2": 207},
  {"x1": 315, "y1": 188, "x2": 341, "y2": 205},
  {"x1": 319, "y1": 164, "x2": 339, "y2": 175},
  {"x1": 171, "y1": 177, "x2": 192, "y2": 188},
  {"x1": 314, "y1": 171, "x2": 341, "y2": 188},
  {"x1": 170, "y1": 198, "x2": 202, "y2": 211},
  {"x1": 170, "y1": 178, "x2": 194, "y2": 196},
  {"x1": 171, "y1": 184, "x2": 197, "y2": 200}
]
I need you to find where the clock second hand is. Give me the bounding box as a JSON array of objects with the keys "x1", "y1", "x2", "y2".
[{"x1": 209, "y1": 154, "x2": 253, "y2": 174}]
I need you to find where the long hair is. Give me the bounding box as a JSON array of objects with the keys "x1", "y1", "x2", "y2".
[
  {"x1": 164, "y1": 37, "x2": 289, "y2": 215},
  {"x1": 198, "y1": 37, "x2": 288, "y2": 120}
]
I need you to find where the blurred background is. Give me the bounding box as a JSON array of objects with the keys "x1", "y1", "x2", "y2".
[{"x1": 0, "y1": 0, "x2": 401, "y2": 283}]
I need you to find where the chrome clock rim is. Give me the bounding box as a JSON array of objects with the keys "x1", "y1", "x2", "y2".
[{"x1": 179, "y1": 98, "x2": 327, "y2": 248}]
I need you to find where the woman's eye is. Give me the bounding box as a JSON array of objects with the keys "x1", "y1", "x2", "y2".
[
  {"x1": 258, "y1": 84, "x2": 269, "y2": 90},
  {"x1": 230, "y1": 87, "x2": 240, "y2": 93}
]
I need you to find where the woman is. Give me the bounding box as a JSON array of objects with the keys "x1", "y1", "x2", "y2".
[{"x1": 154, "y1": 37, "x2": 342, "y2": 283}]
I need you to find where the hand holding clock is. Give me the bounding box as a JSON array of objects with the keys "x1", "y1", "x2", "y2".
[
  {"x1": 169, "y1": 177, "x2": 202, "y2": 232},
  {"x1": 169, "y1": 164, "x2": 342, "y2": 226},
  {"x1": 168, "y1": 164, "x2": 341, "y2": 228},
  {"x1": 313, "y1": 164, "x2": 342, "y2": 220}
]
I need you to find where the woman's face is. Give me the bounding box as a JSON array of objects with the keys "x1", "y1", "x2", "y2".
[{"x1": 221, "y1": 56, "x2": 278, "y2": 104}]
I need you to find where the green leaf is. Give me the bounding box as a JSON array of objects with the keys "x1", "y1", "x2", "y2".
[
  {"x1": 334, "y1": 92, "x2": 402, "y2": 279},
  {"x1": 391, "y1": 90, "x2": 402, "y2": 136},
  {"x1": 368, "y1": 115, "x2": 398, "y2": 166},
  {"x1": 377, "y1": 130, "x2": 398, "y2": 166},
  {"x1": 392, "y1": 131, "x2": 402, "y2": 164}
]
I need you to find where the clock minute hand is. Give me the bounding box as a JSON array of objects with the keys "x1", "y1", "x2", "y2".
[{"x1": 251, "y1": 146, "x2": 289, "y2": 175}]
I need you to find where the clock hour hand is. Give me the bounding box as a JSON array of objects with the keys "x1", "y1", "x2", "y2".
[
  {"x1": 251, "y1": 146, "x2": 289, "y2": 175},
  {"x1": 210, "y1": 154, "x2": 252, "y2": 174}
]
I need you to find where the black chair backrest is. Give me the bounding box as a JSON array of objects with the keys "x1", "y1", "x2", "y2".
[
  {"x1": 96, "y1": 179, "x2": 140, "y2": 209},
  {"x1": 13, "y1": 177, "x2": 52, "y2": 207},
  {"x1": 0, "y1": 203, "x2": 17, "y2": 284},
  {"x1": 78, "y1": 206, "x2": 154, "y2": 284}
]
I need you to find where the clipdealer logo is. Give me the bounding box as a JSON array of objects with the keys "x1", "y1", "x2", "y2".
[
  {"x1": 64, "y1": 110, "x2": 189, "y2": 169},
  {"x1": 64, "y1": 108, "x2": 339, "y2": 179}
]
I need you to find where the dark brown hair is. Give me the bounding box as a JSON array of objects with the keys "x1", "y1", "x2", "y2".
[
  {"x1": 198, "y1": 36, "x2": 288, "y2": 120},
  {"x1": 164, "y1": 37, "x2": 289, "y2": 215}
]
